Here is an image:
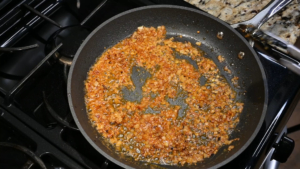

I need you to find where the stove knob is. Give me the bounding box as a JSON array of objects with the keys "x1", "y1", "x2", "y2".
[{"x1": 271, "y1": 134, "x2": 294, "y2": 163}]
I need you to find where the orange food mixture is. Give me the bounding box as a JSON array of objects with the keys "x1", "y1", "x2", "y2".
[{"x1": 85, "y1": 26, "x2": 243, "y2": 165}]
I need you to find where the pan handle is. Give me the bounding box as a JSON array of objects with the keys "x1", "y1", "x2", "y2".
[
  {"x1": 255, "y1": 0, "x2": 293, "y2": 28},
  {"x1": 248, "y1": 28, "x2": 300, "y2": 62},
  {"x1": 287, "y1": 44, "x2": 300, "y2": 61},
  {"x1": 231, "y1": 0, "x2": 293, "y2": 29}
]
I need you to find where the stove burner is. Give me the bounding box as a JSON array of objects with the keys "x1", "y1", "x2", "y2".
[
  {"x1": 0, "y1": 142, "x2": 46, "y2": 169},
  {"x1": 46, "y1": 25, "x2": 90, "y2": 65}
]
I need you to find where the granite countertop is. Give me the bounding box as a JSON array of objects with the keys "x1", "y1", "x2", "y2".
[{"x1": 184, "y1": 0, "x2": 300, "y2": 44}]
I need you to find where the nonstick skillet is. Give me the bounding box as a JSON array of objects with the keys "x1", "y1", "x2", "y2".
[{"x1": 67, "y1": 5, "x2": 267, "y2": 169}]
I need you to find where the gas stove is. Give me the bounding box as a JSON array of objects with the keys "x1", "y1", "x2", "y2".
[{"x1": 0, "y1": 0, "x2": 299, "y2": 169}]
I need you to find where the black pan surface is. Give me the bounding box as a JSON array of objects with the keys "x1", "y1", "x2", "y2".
[{"x1": 68, "y1": 5, "x2": 268, "y2": 169}]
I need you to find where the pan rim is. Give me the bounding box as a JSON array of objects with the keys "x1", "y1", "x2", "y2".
[{"x1": 67, "y1": 4, "x2": 268, "y2": 169}]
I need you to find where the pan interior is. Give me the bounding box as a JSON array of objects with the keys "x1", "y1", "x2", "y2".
[{"x1": 68, "y1": 6, "x2": 267, "y2": 169}]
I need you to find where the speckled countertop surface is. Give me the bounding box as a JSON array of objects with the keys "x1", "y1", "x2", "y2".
[{"x1": 184, "y1": 0, "x2": 300, "y2": 44}]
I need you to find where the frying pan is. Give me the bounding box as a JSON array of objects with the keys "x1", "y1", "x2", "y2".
[{"x1": 67, "y1": 5, "x2": 268, "y2": 169}]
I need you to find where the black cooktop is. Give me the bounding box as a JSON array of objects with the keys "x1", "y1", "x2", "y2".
[{"x1": 0, "y1": 0, "x2": 299, "y2": 168}]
